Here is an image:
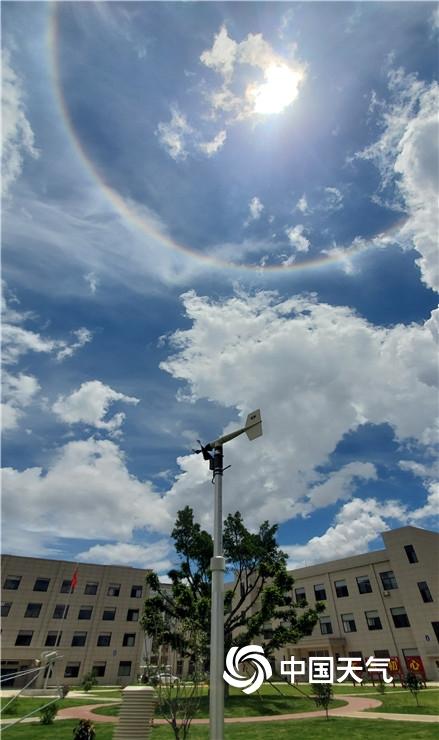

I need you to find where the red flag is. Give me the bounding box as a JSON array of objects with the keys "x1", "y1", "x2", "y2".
[{"x1": 70, "y1": 568, "x2": 78, "y2": 591}]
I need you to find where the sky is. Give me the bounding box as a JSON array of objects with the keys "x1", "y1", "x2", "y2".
[{"x1": 2, "y1": 1, "x2": 438, "y2": 577}]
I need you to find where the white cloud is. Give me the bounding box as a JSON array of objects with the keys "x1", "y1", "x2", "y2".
[
  {"x1": 323, "y1": 186, "x2": 343, "y2": 211},
  {"x1": 84, "y1": 271, "x2": 99, "y2": 294},
  {"x1": 305, "y1": 462, "x2": 377, "y2": 512},
  {"x1": 200, "y1": 26, "x2": 238, "y2": 82},
  {"x1": 295, "y1": 194, "x2": 309, "y2": 214},
  {"x1": 285, "y1": 224, "x2": 310, "y2": 252},
  {"x1": 356, "y1": 69, "x2": 439, "y2": 292},
  {"x1": 76, "y1": 539, "x2": 173, "y2": 573},
  {"x1": 198, "y1": 129, "x2": 227, "y2": 157},
  {"x1": 159, "y1": 291, "x2": 438, "y2": 531},
  {"x1": 2, "y1": 437, "x2": 171, "y2": 549},
  {"x1": 2, "y1": 286, "x2": 93, "y2": 366},
  {"x1": 52, "y1": 380, "x2": 139, "y2": 435},
  {"x1": 200, "y1": 26, "x2": 306, "y2": 123},
  {"x1": 157, "y1": 107, "x2": 193, "y2": 161},
  {"x1": 247, "y1": 196, "x2": 264, "y2": 222},
  {"x1": 1, "y1": 50, "x2": 39, "y2": 197},
  {"x1": 284, "y1": 497, "x2": 407, "y2": 569},
  {"x1": 1, "y1": 371, "x2": 40, "y2": 431}
]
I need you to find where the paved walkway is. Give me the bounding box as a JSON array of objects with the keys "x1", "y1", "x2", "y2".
[{"x1": 55, "y1": 695, "x2": 439, "y2": 725}]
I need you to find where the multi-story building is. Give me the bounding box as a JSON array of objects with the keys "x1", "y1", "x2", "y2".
[
  {"x1": 268, "y1": 526, "x2": 439, "y2": 680},
  {"x1": 0, "y1": 556, "x2": 157, "y2": 687},
  {"x1": 1, "y1": 525, "x2": 438, "y2": 687}
]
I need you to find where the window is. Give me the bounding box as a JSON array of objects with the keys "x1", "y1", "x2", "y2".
[
  {"x1": 390, "y1": 607, "x2": 410, "y2": 628},
  {"x1": 84, "y1": 582, "x2": 98, "y2": 595},
  {"x1": 404, "y1": 544, "x2": 418, "y2": 564},
  {"x1": 33, "y1": 578, "x2": 50, "y2": 592},
  {"x1": 107, "y1": 583, "x2": 121, "y2": 597},
  {"x1": 15, "y1": 631, "x2": 33, "y2": 646},
  {"x1": 319, "y1": 616, "x2": 333, "y2": 635},
  {"x1": 335, "y1": 580, "x2": 349, "y2": 598},
  {"x1": 3, "y1": 575, "x2": 21, "y2": 590},
  {"x1": 365, "y1": 610, "x2": 382, "y2": 630},
  {"x1": 92, "y1": 662, "x2": 106, "y2": 677},
  {"x1": 102, "y1": 608, "x2": 116, "y2": 621},
  {"x1": 60, "y1": 580, "x2": 72, "y2": 593},
  {"x1": 97, "y1": 633, "x2": 112, "y2": 647},
  {"x1": 71, "y1": 632, "x2": 87, "y2": 647},
  {"x1": 348, "y1": 651, "x2": 364, "y2": 669},
  {"x1": 53, "y1": 604, "x2": 69, "y2": 619},
  {"x1": 314, "y1": 584, "x2": 327, "y2": 601},
  {"x1": 418, "y1": 581, "x2": 433, "y2": 603},
  {"x1": 379, "y1": 571, "x2": 398, "y2": 590},
  {"x1": 294, "y1": 587, "x2": 306, "y2": 605},
  {"x1": 64, "y1": 663, "x2": 80, "y2": 678},
  {"x1": 123, "y1": 633, "x2": 136, "y2": 647},
  {"x1": 1, "y1": 602, "x2": 12, "y2": 617},
  {"x1": 24, "y1": 603, "x2": 42, "y2": 618},
  {"x1": 126, "y1": 609, "x2": 139, "y2": 622},
  {"x1": 78, "y1": 605, "x2": 93, "y2": 620},
  {"x1": 130, "y1": 585, "x2": 142, "y2": 598},
  {"x1": 356, "y1": 575, "x2": 372, "y2": 594},
  {"x1": 341, "y1": 613, "x2": 357, "y2": 633},
  {"x1": 118, "y1": 661, "x2": 132, "y2": 677},
  {"x1": 45, "y1": 632, "x2": 62, "y2": 647},
  {"x1": 432, "y1": 622, "x2": 439, "y2": 643},
  {"x1": 374, "y1": 650, "x2": 390, "y2": 659}
]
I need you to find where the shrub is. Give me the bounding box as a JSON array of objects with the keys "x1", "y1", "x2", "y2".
[
  {"x1": 81, "y1": 670, "x2": 98, "y2": 692},
  {"x1": 73, "y1": 719, "x2": 96, "y2": 739},
  {"x1": 39, "y1": 702, "x2": 58, "y2": 724}
]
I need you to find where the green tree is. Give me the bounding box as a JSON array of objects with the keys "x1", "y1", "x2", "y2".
[
  {"x1": 310, "y1": 683, "x2": 333, "y2": 720},
  {"x1": 405, "y1": 671, "x2": 422, "y2": 706},
  {"x1": 142, "y1": 506, "x2": 323, "y2": 675}
]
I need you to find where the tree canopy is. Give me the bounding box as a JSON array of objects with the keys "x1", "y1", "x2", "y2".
[{"x1": 141, "y1": 506, "x2": 323, "y2": 666}]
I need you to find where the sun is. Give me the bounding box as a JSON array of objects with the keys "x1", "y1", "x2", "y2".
[{"x1": 252, "y1": 63, "x2": 304, "y2": 115}]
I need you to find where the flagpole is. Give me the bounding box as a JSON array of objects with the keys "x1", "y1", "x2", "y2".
[{"x1": 46, "y1": 566, "x2": 78, "y2": 690}]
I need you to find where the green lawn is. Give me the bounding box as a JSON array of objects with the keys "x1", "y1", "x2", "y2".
[
  {"x1": 91, "y1": 683, "x2": 345, "y2": 719},
  {"x1": 366, "y1": 689, "x2": 439, "y2": 715},
  {"x1": 0, "y1": 697, "x2": 107, "y2": 718},
  {"x1": 1, "y1": 718, "x2": 438, "y2": 739}
]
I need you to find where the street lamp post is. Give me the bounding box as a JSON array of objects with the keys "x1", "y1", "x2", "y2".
[{"x1": 194, "y1": 410, "x2": 262, "y2": 740}]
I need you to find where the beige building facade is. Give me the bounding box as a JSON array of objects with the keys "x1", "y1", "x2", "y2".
[
  {"x1": 1, "y1": 525, "x2": 438, "y2": 686},
  {"x1": 269, "y1": 526, "x2": 439, "y2": 680},
  {"x1": 0, "y1": 556, "x2": 157, "y2": 687}
]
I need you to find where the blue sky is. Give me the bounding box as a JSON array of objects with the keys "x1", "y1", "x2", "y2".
[{"x1": 2, "y1": 2, "x2": 438, "y2": 575}]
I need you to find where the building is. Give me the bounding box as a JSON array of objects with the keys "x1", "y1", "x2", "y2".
[
  {"x1": 0, "y1": 556, "x2": 162, "y2": 687},
  {"x1": 268, "y1": 526, "x2": 439, "y2": 680},
  {"x1": 2, "y1": 525, "x2": 438, "y2": 687}
]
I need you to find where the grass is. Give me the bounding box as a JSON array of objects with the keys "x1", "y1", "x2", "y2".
[
  {"x1": 0, "y1": 697, "x2": 108, "y2": 717},
  {"x1": 1, "y1": 718, "x2": 438, "y2": 739},
  {"x1": 366, "y1": 688, "x2": 439, "y2": 715},
  {"x1": 91, "y1": 682, "x2": 345, "y2": 718}
]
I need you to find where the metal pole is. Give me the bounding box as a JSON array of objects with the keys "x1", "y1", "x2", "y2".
[{"x1": 209, "y1": 445, "x2": 225, "y2": 740}]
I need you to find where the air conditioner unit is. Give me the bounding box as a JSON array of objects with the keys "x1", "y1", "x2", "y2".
[{"x1": 383, "y1": 591, "x2": 390, "y2": 597}]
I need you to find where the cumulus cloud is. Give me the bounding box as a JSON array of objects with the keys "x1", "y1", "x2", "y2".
[
  {"x1": 84, "y1": 271, "x2": 99, "y2": 294},
  {"x1": 284, "y1": 497, "x2": 407, "y2": 569},
  {"x1": 285, "y1": 224, "x2": 310, "y2": 253},
  {"x1": 2, "y1": 49, "x2": 39, "y2": 197},
  {"x1": 52, "y1": 380, "x2": 139, "y2": 435},
  {"x1": 323, "y1": 186, "x2": 343, "y2": 211},
  {"x1": 157, "y1": 107, "x2": 193, "y2": 161},
  {"x1": 159, "y1": 291, "x2": 438, "y2": 531},
  {"x1": 295, "y1": 194, "x2": 309, "y2": 214},
  {"x1": 1, "y1": 371, "x2": 40, "y2": 431},
  {"x1": 77, "y1": 539, "x2": 174, "y2": 573},
  {"x1": 247, "y1": 196, "x2": 264, "y2": 222},
  {"x1": 201, "y1": 26, "x2": 306, "y2": 123},
  {"x1": 2, "y1": 437, "x2": 171, "y2": 550},
  {"x1": 356, "y1": 68, "x2": 439, "y2": 291},
  {"x1": 198, "y1": 129, "x2": 227, "y2": 157}
]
